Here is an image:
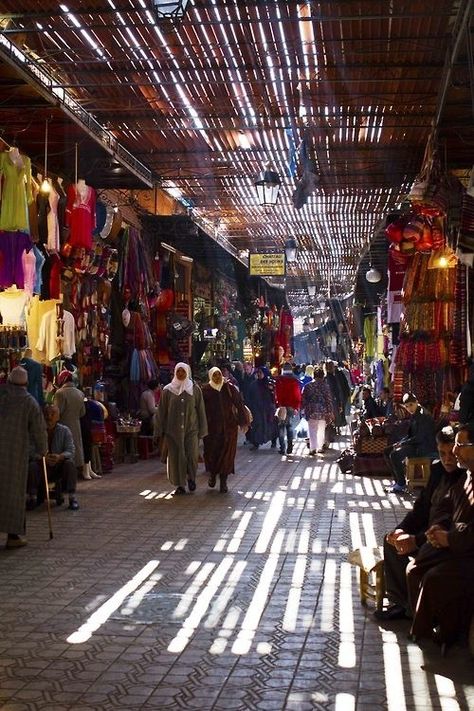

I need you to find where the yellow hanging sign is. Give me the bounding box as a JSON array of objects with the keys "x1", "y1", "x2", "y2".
[{"x1": 249, "y1": 252, "x2": 286, "y2": 276}]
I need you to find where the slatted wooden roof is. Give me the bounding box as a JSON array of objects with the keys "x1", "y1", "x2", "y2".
[{"x1": 1, "y1": 0, "x2": 473, "y2": 302}]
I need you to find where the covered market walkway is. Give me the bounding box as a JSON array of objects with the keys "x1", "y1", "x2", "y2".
[{"x1": 0, "y1": 435, "x2": 473, "y2": 711}]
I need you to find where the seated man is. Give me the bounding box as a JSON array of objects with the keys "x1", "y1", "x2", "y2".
[
  {"x1": 377, "y1": 387, "x2": 394, "y2": 417},
  {"x1": 406, "y1": 423, "x2": 474, "y2": 649},
  {"x1": 360, "y1": 386, "x2": 380, "y2": 420},
  {"x1": 374, "y1": 427, "x2": 464, "y2": 621},
  {"x1": 28, "y1": 404, "x2": 79, "y2": 511},
  {"x1": 385, "y1": 392, "x2": 437, "y2": 493}
]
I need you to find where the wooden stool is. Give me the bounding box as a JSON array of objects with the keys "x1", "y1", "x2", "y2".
[
  {"x1": 348, "y1": 546, "x2": 385, "y2": 610},
  {"x1": 404, "y1": 456, "x2": 431, "y2": 490}
]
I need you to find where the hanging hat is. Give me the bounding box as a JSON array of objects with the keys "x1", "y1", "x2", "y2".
[
  {"x1": 8, "y1": 366, "x2": 28, "y2": 385},
  {"x1": 56, "y1": 369, "x2": 73, "y2": 387}
]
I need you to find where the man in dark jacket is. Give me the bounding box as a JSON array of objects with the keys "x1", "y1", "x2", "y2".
[
  {"x1": 458, "y1": 362, "x2": 474, "y2": 424},
  {"x1": 375, "y1": 427, "x2": 464, "y2": 620},
  {"x1": 361, "y1": 386, "x2": 380, "y2": 420},
  {"x1": 385, "y1": 392, "x2": 437, "y2": 493},
  {"x1": 275, "y1": 363, "x2": 302, "y2": 455},
  {"x1": 28, "y1": 404, "x2": 79, "y2": 511},
  {"x1": 406, "y1": 422, "x2": 474, "y2": 647}
]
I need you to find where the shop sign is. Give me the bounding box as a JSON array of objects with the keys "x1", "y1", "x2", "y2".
[{"x1": 249, "y1": 252, "x2": 285, "y2": 276}]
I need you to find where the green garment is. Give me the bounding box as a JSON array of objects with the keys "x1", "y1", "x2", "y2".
[
  {"x1": 364, "y1": 315, "x2": 376, "y2": 359},
  {"x1": 0, "y1": 151, "x2": 32, "y2": 232},
  {"x1": 155, "y1": 385, "x2": 208, "y2": 488}
]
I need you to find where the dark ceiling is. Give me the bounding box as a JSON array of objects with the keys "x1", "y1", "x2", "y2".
[{"x1": 0, "y1": 0, "x2": 473, "y2": 306}]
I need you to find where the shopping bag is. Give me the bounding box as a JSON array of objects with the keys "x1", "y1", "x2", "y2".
[{"x1": 295, "y1": 417, "x2": 308, "y2": 439}]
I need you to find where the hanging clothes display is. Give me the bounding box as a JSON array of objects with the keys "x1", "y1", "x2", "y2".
[
  {"x1": 0, "y1": 231, "x2": 32, "y2": 289},
  {"x1": 21, "y1": 248, "x2": 36, "y2": 297},
  {"x1": 0, "y1": 288, "x2": 28, "y2": 326},
  {"x1": 0, "y1": 148, "x2": 32, "y2": 232},
  {"x1": 363, "y1": 314, "x2": 376, "y2": 359},
  {"x1": 36, "y1": 307, "x2": 76, "y2": 361},
  {"x1": 65, "y1": 180, "x2": 96, "y2": 250}
]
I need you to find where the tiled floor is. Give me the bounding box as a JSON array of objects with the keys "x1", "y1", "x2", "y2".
[{"x1": 1, "y1": 433, "x2": 473, "y2": 711}]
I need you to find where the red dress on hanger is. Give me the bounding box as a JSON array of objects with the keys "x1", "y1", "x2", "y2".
[{"x1": 65, "y1": 183, "x2": 96, "y2": 250}]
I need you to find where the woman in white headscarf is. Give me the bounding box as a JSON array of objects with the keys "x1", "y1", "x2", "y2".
[
  {"x1": 202, "y1": 367, "x2": 248, "y2": 493},
  {"x1": 154, "y1": 363, "x2": 207, "y2": 495}
]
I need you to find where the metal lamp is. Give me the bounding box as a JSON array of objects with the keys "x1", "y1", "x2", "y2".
[
  {"x1": 254, "y1": 164, "x2": 281, "y2": 206},
  {"x1": 284, "y1": 238, "x2": 298, "y2": 263},
  {"x1": 366, "y1": 266, "x2": 382, "y2": 283},
  {"x1": 152, "y1": 0, "x2": 189, "y2": 20}
]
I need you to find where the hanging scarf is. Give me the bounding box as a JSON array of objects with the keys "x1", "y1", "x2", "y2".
[
  {"x1": 164, "y1": 362, "x2": 193, "y2": 396},
  {"x1": 208, "y1": 366, "x2": 224, "y2": 391}
]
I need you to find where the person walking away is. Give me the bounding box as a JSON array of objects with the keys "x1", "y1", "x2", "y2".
[
  {"x1": 302, "y1": 367, "x2": 334, "y2": 456},
  {"x1": 385, "y1": 392, "x2": 437, "y2": 493},
  {"x1": 154, "y1": 363, "x2": 207, "y2": 495},
  {"x1": 139, "y1": 378, "x2": 161, "y2": 435},
  {"x1": 324, "y1": 360, "x2": 350, "y2": 435},
  {"x1": 274, "y1": 362, "x2": 302, "y2": 455},
  {"x1": 0, "y1": 367, "x2": 47, "y2": 549},
  {"x1": 246, "y1": 366, "x2": 278, "y2": 451},
  {"x1": 54, "y1": 370, "x2": 86, "y2": 478},
  {"x1": 202, "y1": 367, "x2": 248, "y2": 493},
  {"x1": 240, "y1": 362, "x2": 255, "y2": 406},
  {"x1": 374, "y1": 427, "x2": 464, "y2": 621},
  {"x1": 28, "y1": 404, "x2": 79, "y2": 511}
]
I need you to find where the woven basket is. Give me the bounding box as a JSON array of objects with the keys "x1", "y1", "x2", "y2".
[{"x1": 116, "y1": 424, "x2": 141, "y2": 434}]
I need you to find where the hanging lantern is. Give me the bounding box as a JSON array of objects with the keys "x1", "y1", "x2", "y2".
[
  {"x1": 366, "y1": 267, "x2": 382, "y2": 283},
  {"x1": 284, "y1": 238, "x2": 298, "y2": 263},
  {"x1": 254, "y1": 164, "x2": 281, "y2": 206},
  {"x1": 307, "y1": 285, "x2": 316, "y2": 297},
  {"x1": 40, "y1": 119, "x2": 51, "y2": 194}
]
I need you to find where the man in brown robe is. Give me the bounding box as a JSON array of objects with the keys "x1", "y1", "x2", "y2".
[
  {"x1": 0, "y1": 367, "x2": 47, "y2": 548},
  {"x1": 407, "y1": 422, "x2": 474, "y2": 647}
]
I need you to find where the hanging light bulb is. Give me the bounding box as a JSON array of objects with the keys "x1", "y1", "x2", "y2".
[
  {"x1": 40, "y1": 119, "x2": 51, "y2": 194},
  {"x1": 365, "y1": 236, "x2": 381, "y2": 283},
  {"x1": 366, "y1": 266, "x2": 382, "y2": 283}
]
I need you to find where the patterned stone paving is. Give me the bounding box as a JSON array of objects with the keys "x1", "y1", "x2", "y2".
[{"x1": 1, "y1": 432, "x2": 473, "y2": 711}]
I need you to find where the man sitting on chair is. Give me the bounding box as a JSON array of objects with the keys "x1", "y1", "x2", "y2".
[
  {"x1": 374, "y1": 426, "x2": 464, "y2": 621},
  {"x1": 27, "y1": 404, "x2": 79, "y2": 511},
  {"x1": 384, "y1": 392, "x2": 437, "y2": 493}
]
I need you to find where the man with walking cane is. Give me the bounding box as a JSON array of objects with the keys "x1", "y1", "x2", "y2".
[
  {"x1": 28, "y1": 404, "x2": 78, "y2": 512},
  {"x1": 0, "y1": 367, "x2": 47, "y2": 550}
]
